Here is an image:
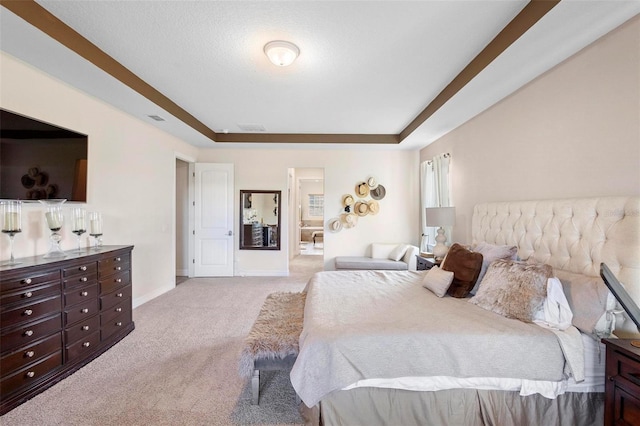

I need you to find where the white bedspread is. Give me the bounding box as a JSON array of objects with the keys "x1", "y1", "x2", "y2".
[{"x1": 291, "y1": 270, "x2": 582, "y2": 407}]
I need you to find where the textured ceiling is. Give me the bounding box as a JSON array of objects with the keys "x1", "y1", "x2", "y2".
[{"x1": 1, "y1": 1, "x2": 639, "y2": 150}]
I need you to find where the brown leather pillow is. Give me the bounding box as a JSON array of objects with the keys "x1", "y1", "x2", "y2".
[{"x1": 441, "y1": 243, "x2": 483, "y2": 298}]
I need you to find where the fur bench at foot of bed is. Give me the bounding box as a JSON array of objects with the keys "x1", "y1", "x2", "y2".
[{"x1": 239, "y1": 291, "x2": 306, "y2": 405}]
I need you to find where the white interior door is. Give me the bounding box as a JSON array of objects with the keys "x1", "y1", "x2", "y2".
[{"x1": 194, "y1": 163, "x2": 234, "y2": 276}]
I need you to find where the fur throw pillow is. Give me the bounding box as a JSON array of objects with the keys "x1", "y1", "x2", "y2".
[{"x1": 469, "y1": 259, "x2": 552, "y2": 322}]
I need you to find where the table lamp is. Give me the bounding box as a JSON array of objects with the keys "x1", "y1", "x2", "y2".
[{"x1": 425, "y1": 207, "x2": 456, "y2": 260}]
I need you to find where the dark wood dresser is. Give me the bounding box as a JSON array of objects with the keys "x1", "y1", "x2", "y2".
[
  {"x1": 0, "y1": 245, "x2": 134, "y2": 414},
  {"x1": 603, "y1": 338, "x2": 640, "y2": 426}
]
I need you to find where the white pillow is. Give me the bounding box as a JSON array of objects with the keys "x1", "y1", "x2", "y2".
[
  {"x1": 533, "y1": 277, "x2": 574, "y2": 330},
  {"x1": 388, "y1": 244, "x2": 409, "y2": 261},
  {"x1": 422, "y1": 266, "x2": 455, "y2": 298}
]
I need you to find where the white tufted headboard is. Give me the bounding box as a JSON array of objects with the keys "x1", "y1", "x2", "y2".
[{"x1": 472, "y1": 197, "x2": 640, "y2": 308}]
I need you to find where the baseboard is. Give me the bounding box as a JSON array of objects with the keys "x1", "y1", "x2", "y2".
[{"x1": 133, "y1": 282, "x2": 174, "y2": 308}]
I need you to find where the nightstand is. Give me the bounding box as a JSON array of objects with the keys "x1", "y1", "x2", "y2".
[
  {"x1": 416, "y1": 255, "x2": 440, "y2": 271},
  {"x1": 602, "y1": 338, "x2": 640, "y2": 426}
]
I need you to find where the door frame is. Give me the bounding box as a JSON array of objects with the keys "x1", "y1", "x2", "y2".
[{"x1": 174, "y1": 152, "x2": 196, "y2": 280}]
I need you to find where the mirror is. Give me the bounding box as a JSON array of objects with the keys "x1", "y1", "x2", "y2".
[{"x1": 240, "y1": 190, "x2": 281, "y2": 250}]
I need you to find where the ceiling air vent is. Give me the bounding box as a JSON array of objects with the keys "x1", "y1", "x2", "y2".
[
  {"x1": 148, "y1": 115, "x2": 165, "y2": 122},
  {"x1": 237, "y1": 123, "x2": 266, "y2": 132}
]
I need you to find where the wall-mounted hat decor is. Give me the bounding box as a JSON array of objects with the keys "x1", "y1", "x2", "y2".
[
  {"x1": 355, "y1": 182, "x2": 369, "y2": 198},
  {"x1": 354, "y1": 201, "x2": 369, "y2": 217},
  {"x1": 366, "y1": 176, "x2": 378, "y2": 189},
  {"x1": 328, "y1": 217, "x2": 343, "y2": 232},
  {"x1": 368, "y1": 200, "x2": 380, "y2": 215},
  {"x1": 370, "y1": 184, "x2": 386, "y2": 200},
  {"x1": 330, "y1": 176, "x2": 386, "y2": 232}
]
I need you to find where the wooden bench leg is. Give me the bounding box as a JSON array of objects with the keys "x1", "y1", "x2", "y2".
[{"x1": 251, "y1": 369, "x2": 260, "y2": 405}]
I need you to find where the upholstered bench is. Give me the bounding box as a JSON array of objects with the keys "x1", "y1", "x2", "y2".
[
  {"x1": 335, "y1": 243, "x2": 419, "y2": 271},
  {"x1": 239, "y1": 291, "x2": 305, "y2": 405}
]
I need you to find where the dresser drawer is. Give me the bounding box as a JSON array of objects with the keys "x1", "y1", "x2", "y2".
[
  {"x1": 0, "y1": 351, "x2": 62, "y2": 397},
  {"x1": 617, "y1": 352, "x2": 640, "y2": 388},
  {"x1": 99, "y1": 270, "x2": 130, "y2": 295},
  {"x1": 1, "y1": 295, "x2": 62, "y2": 329},
  {"x1": 98, "y1": 253, "x2": 131, "y2": 278},
  {"x1": 1, "y1": 332, "x2": 62, "y2": 377},
  {"x1": 65, "y1": 314, "x2": 100, "y2": 345},
  {"x1": 64, "y1": 299, "x2": 99, "y2": 326},
  {"x1": 101, "y1": 298, "x2": 131, "y2": 324},
  {"x1": 65, "y1": 330, "x2": 100, "y2": 363},
  {"x1": 0, "y1": 270, "x2": 60, "y2": 294},
  {"x1": 64, "y1": 283, "x2": 98, "y2": 308},
  {"x1": 100, "y1": 285, "x2": 131, "y2": 311},
  {"x1": 63, "y1": 272, "x2": 97, "y2": 290},
  {"x1": 62, "y1": 262, "x2": 97, "y2": 279},
  {"x1": 1, "y1": 314, "x2": 62, "y2": 354},
  {"x1": 101, "y1": 310, "x2": 132, "y2": 341},
  {"x1": 1, "y1": 282, "x2": 61, "y2": 308}
]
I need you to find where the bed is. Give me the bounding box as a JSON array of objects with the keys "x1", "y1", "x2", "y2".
[{"x1": 292, "y1": 196, "x2": 640, "y2": 426}]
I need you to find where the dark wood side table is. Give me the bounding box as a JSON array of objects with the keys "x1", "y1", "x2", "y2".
[
  {"x1": 416, "y1": 255, "x2": 441, "y2": 271},
  {"x1": 602, "y1": 338, "x2": 640, "y2": 426}
]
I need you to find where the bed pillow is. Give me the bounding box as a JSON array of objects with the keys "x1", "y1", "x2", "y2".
[
  {"x1": 469, "y1": 259, "x2": 552, "y2": 322},
  {"x1": 441, "y1": 243, "x2": 483, "y2": 298},
  {"x1": 470, "y1": 242, "x2": 518, "y2": 294},
  {"x1": 388, "y1": 244, "x2": 409, "y2": 261},
  {"x1": 553, "y1": 268, "x2": 617, "y2": 338},
  {"x1": 422, "y1": 266, "x2": 455, "y2": 297},
  {"x1": 533, "y1": 277, "x2": 573, "y2": 330}
]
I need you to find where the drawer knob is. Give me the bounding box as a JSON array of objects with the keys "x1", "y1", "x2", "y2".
[
  {"x1": 116, "y1": 321, "x2": 122, "y2": 327},
  {"x1": 79, "y1": 266, "x2": 87, "y2": 271},
  {"x1": 81, "y1": 308, "x2": 89, "y2": 314},
  {"x1": 116, "y1": 293, "x2": 123, "y2": 297},
  {"x1": 25, "y1": 350, "x2": 35, "y2": 358},
  {"x1": 22, "y1": 278, "x2": 32, "y2": 285},
  {"x1": 115, "y1": 257, "x2": 121, "y2": 261},
  {"x1": 83, "y1": 342, "x2": 90, "y2": 348},
  {"x1": 81, "y1": 291, "x2": 89, "y2": 296},
  {"x1": 24, "y1": 330, "x2": 34, "y2": 337},
  {"x1": 80, "y1": 277, "x2": 88, "y2": 282},
  {"x1": 26, "y1": 371, "x2": 35, "y2": 378},
  {"x1": 24, "y1": 291, "x2": 33, "y2": 298},
  {"x1": 24, "y1": 309, "x2": 33, "y2": 316},
  {"x1": 115, "y1": 266, "x2": 122, "y2": 271},
  {"x1": 116, "y1": 278, "x2": 122, "y2": 283},
  {"x1": 115, "y1": 307, "x2": 122, "y2": 312},
  {"x1": 82, "y1": 325, "x2": 90, "y2": 331}
]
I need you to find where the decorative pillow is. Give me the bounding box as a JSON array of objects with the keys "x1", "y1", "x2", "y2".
[
  {"x1": 469, "y1": 259, "x2": 552, "y2": 323},
  {"x1": 388, "y1": 244, "x2": 409, "y2": 261},
  {"x1": 554, "y1": 268, "x2": 617, "y2": 338},
  {"x1": 422, "y1": 266, "x2": 455, "y2": 298},
  {"x1": 470, "y1": 242, "x2": 518, "y2": 294},
  {"x1": 441, "y1": 243, "x2": 483, "y2": 298}
]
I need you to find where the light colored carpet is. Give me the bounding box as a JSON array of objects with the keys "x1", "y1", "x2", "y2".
[{"x1": 1, "y1": 255, "x2": 323, "y2": 426}]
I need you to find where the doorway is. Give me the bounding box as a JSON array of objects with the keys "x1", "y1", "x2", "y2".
[
  {"x1": 175, "y1": 158, "x2": 190, "y2": 284},
  {"x1": 294, "y1": 168, "x2": 324, "y2": 257}
]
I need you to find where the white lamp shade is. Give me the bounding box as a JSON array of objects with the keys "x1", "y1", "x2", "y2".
[
  {"x1": 264, "y1": 40, "x2": 300, "y2": 67},
  {"x1": 425, "y1": 207, "x2": 456, "y2": 227}
]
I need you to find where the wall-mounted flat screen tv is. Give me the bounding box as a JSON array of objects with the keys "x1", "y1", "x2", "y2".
[{"x1": 1, "y1": 109, "x2": 87, "y2": 202}]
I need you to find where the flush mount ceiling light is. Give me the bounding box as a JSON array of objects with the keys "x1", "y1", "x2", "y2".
[{"x1": 264, "y1": 40, "x2": 300, "y2": 67}]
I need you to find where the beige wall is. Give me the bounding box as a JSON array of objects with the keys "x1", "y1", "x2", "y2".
[
  {"x1": 1, "y1": 52, "x2": 199, "y2": 307},
  {"x1": 420, "y1": 15, "x2": 640, "y2": 244},
  {"x1": 196, "y1": 148, "x2": 420, "y2": 273}
]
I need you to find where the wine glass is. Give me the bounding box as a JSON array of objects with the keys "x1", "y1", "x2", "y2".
[
  {"x1": 71, "y1": 207, "x2": 87, "y2": 252},
  {"x1": 39, "y1": 199, "x2": 67, "y2": 258},
  {"x1": 1, "y1": 200, "x2": 22, "y2": 266},
  {"x1": 88, "y1": 211, "x2": 103, "y2": 250}
]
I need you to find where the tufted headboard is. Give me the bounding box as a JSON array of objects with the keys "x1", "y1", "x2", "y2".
[{"x1": 472, "y1": 197, "x2": 640, "y2": 309}]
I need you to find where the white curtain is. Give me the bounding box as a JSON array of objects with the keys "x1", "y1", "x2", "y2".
[{"x1": 420, "y1": 153, "x2": 451, "y2": 251}]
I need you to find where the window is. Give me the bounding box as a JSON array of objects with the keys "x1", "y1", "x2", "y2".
[{"x1": 308, "y1": 194, "x2": 324, "y2": 217}]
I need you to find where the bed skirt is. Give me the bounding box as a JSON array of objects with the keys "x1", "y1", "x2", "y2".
[{"x1": 300, "y1": 388, "x2": 604, "y2": 426}]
